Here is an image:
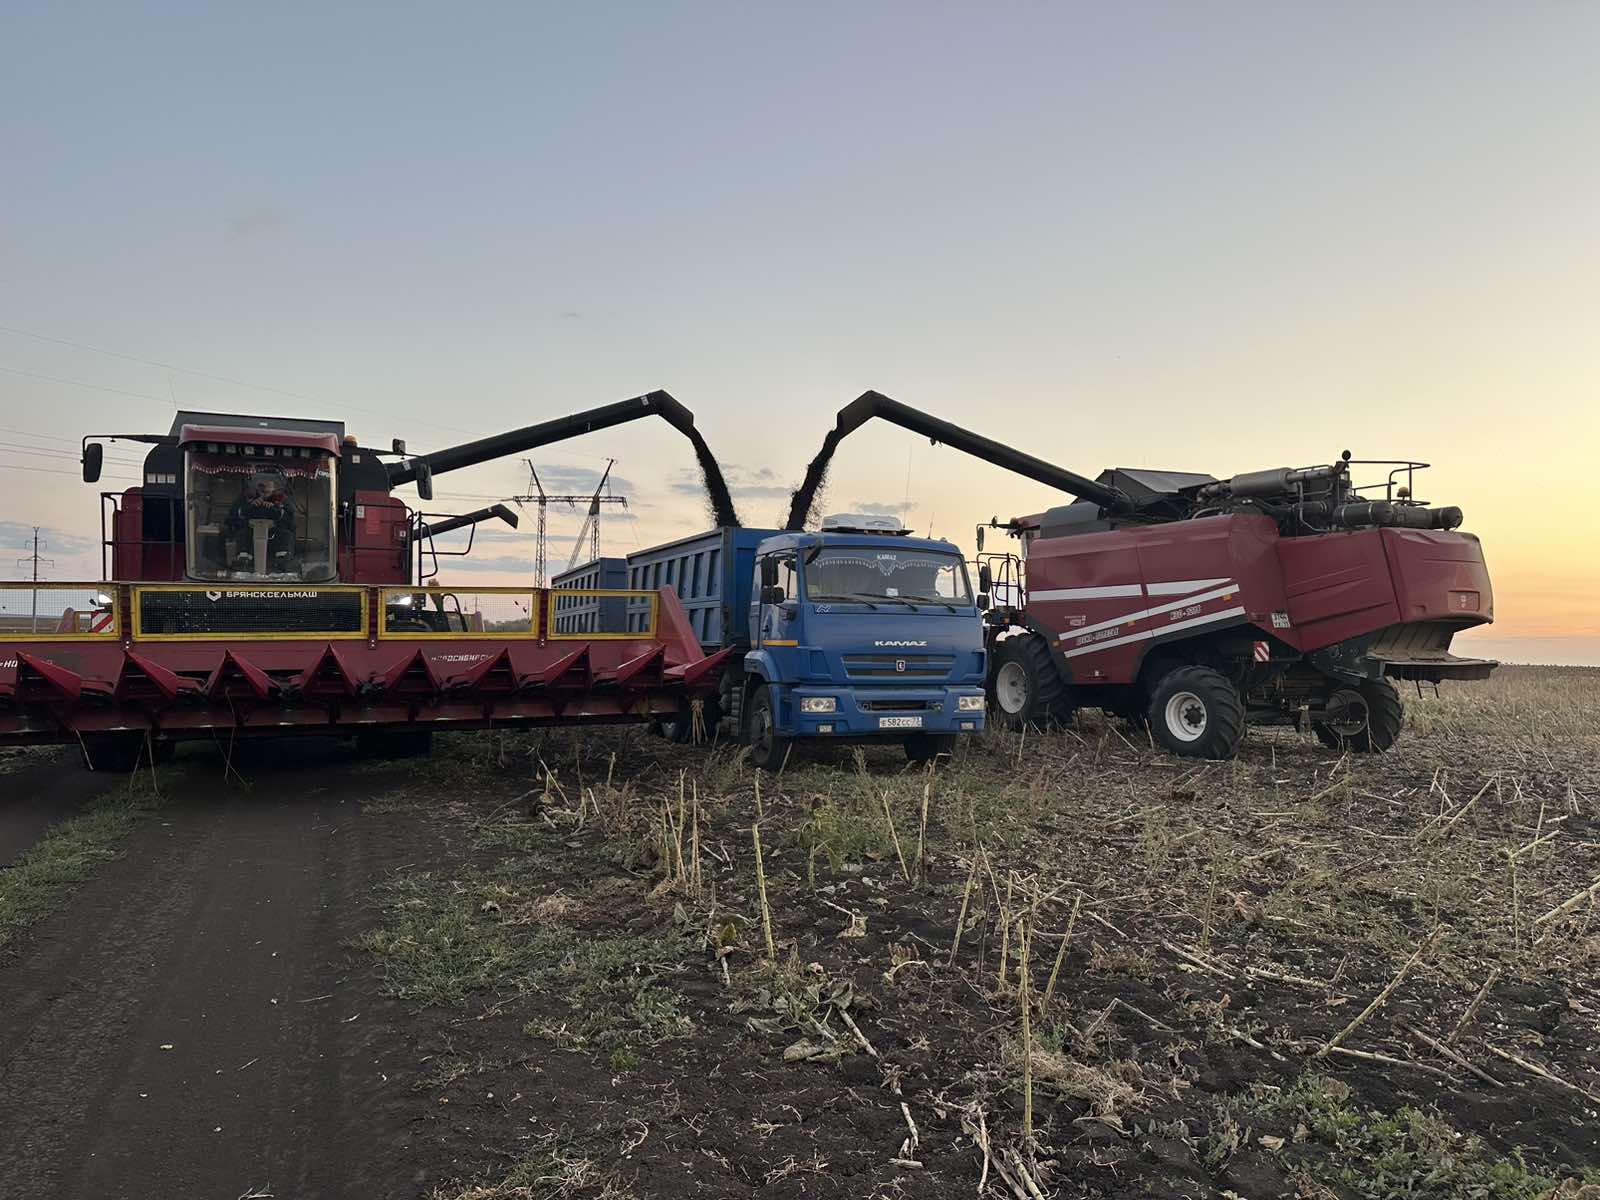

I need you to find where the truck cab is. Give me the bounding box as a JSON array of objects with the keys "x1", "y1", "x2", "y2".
[{"x1": 740, "y1": 514, "x2": 987, "y2": 767}]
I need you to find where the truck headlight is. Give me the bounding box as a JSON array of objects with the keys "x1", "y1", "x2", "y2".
[
  {"x1": 958, "y1": 694, "x2": 986, "y2": 712},
  {"x1": 800, "y1": 696, "x2": 837, "y2": 714}
]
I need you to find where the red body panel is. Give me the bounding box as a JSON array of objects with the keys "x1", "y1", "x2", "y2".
[
  {"x1": 1018, "y1": 516, "x2": 1493, "y2": 684},
  {"x1": 341, "y1": 490, "x2": 410, "y2": 584},
  {"x1": 1276, "y1": 529, "x2": 1400, "y2": 651},
  {"x1": 1381, "y1": 529, "x2": 1494, "y2": 625}
]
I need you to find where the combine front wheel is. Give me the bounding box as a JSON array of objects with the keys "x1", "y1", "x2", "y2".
[
  {"x1": 1147, "y1": 666, "x2": 1245, "y2": 759},
  {"x1": 987, "y1": 636, "x2": 1072, "y2": 730}
]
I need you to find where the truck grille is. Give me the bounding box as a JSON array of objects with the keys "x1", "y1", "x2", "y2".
[
  {"x1": 860, "y1": 699, "x2": 933, "y2": 711},
  {"x1": 842, "y1": 653, "x2": 954, "y2": 679}
]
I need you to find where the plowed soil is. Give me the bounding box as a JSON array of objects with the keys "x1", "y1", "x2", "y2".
[{"x1": 1, "y1": 668, "x2": 1597, "y2": 1200}]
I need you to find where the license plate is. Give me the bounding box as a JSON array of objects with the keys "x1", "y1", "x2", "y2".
[{"x1": 878, "y1": 715, "x2": 923, "y2": 729}]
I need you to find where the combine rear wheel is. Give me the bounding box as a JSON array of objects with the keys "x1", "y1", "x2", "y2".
[
  {"x1": 1147, "y1": 666, "x2": 1245, "y2": 759},
  {"x1": 987, "y1": 635, "x2": 1073, "y2": 730},
  {"x1": 1313, "y1": 679, "x2": 1403, "y2": 753}
]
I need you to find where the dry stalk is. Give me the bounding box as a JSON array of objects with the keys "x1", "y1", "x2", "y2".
[
  {"x1": 752, "y1": 822, "x2": 776, "y2": 962},
  {"x1": 1485, "y1": 1044, "x2": 1600, "y2": 1103},
  {"x1": 1199, "y1": 856, "x2": 1221, "y2": 952},
  {"x1": 1018, "y1": 913, "x2": 1035, "y2": 1148},
  {"x1": 1400, "y1": 1022, "x2": 1503, "y2": 1088},
  {"x1": 915, "y1": 778, "x2": 931, "y2": 887},
  {"x1": 881, "y1": 792, "x2": 911, "y2": 883},
  {"x1": 1533, "y1": 874, "x2": 1600, "y2": 928},
  {"x1": 950, "y1": 851, "x2": 981, "y2": 966},
  {"x1": 1317, "y1": 927, "x2": 1443, "y2": 1057},
  {"x1": 996, "y1": 872, "x2": 1015, "y2": 994},
  {"x1": 1041, "y1": 892, "x2": 1082, "y2": 1011},
  {"x1": 1448, "y1": 967, "x2": 1501, "y2": 1044}
]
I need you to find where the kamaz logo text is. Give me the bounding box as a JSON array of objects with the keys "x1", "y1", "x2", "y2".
[{"x1": 874, "y1": 640, "x2": 927, "y2": 647}]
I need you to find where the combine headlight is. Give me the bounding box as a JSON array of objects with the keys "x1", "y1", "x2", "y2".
[
  {"x1": 957, "y1": 694, "x2": 986, "y2": 712},
  {"x1": 799, "y1": 696, "x2": 837, "y2": 714}
]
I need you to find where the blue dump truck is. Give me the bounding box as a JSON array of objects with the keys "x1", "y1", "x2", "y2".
[{"x1": 603, "y1": 514, "x2": 988, "y2": 767}]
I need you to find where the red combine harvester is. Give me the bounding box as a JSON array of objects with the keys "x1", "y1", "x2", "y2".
[
  {"x1": 801, "y1": 391, "x2": 1496, "y2": 758},
  {"x1": 0, "y1": 392, "x2": 733, "y2": 769}
]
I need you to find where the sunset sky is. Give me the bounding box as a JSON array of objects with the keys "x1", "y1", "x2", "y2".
[{"x1": 3, "y1": 3, "x2": 1596, "y2": 664}]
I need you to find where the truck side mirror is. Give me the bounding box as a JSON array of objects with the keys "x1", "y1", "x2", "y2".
[
  {"x1": 413, "y1": 459, "x2": 434, "y2": 502},
  {"x1": 82, "y1": 442, "x2": 103, "y2": 483},
  {"x1": 978, "y1": 563, "x2": 993, "y2": 593},
  {"x1": 761, "y1": 585, "x2": 785, "y2": 605},
  {"x1": 976, "y1": 526, "x2": 985, "y2": 552},
  {"x1": 977, "y1": 593, "x2": 990, "y2": 610},
  {"x1": 760, "y1": 558, "x2": 778, "y2": 588}
]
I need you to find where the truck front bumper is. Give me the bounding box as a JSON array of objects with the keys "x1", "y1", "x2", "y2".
[{"x1": 783, "y1": 686, "x2": 986, "y2": 738}]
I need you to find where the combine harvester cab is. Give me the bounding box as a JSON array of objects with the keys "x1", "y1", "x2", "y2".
[
  {"x1": 793, "y1": 391, "x2": 1497, "y2": 760},
  {"x1": 0, "y1": 392, "x2": 734, "y2": 770}
]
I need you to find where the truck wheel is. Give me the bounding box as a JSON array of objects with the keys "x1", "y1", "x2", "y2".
[
  {"x1": 1147, "y1": 666, "x2": 1245, "y2": 759},
  {"x1": 904, "y1": 733, "x2": 957, "y2": 763},
  {"x1": 1314, "y1": 679, "x2": 1403, "y2": 753},
  {"x1": 744, "y1": 686, "x2": 792, "y2": 772},
  {"x1": 987, "y1": 635, "x2": 1072, "y2": 730}
]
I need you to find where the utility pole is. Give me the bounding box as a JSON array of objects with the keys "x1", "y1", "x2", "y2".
[
  {"x1": 16, "y1": 527, "x2": 54, "y2": 634},
  {"x1": 510, "y1": 460, "x2": 627, "y2": 585}
]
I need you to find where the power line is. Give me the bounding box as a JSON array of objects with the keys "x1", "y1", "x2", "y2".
[
  {"x1": 0, "y1": 363, "x2": 168, "y2": 402},
  {"x1": 0, "y1": 322, "x2": 322, "y2": 403}
]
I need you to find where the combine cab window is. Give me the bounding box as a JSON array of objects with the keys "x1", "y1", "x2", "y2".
[{"x1": 185, "y1": 449, "x2": 337, "y2": 582}]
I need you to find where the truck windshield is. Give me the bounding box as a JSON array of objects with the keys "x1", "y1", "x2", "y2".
[
  {"x1": 184, "y1": 449, "x2": 338, "y2": 582},
  {"x1": 804, "y1": 547, "x2": 973, "y2": 606}
]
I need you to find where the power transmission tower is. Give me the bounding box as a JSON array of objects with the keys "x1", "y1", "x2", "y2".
[
  {"x1": 510, "y1": 460, "x2": 627, "y2": 586},
  {"x1": 16, "y1": 527, "x2": 54, "y2": 633},
  {"x1": 565, "y1": 459, "x2": 627, "y2": 573}
]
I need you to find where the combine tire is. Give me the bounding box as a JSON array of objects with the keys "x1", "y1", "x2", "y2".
[
  {"x1": 1147, "y1": 666, "x2": 1245, "y2": 759},
  {"x1": 1314, "y1": 679, "x2": 1404, "y2": 753},
  {"x1": 987, "y1": 635, "x2": 1073, "y2": 730},
  {"x1": 744, "y1": 685, "x2": 793, "y2": 772},
  {"x1": 904, "y1": 733, "x2": 957, "y2": 763}
]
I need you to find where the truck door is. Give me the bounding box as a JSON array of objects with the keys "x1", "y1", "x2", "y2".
[{"x1": 752, "y1": 552, "x2": 799, "y2": 648}]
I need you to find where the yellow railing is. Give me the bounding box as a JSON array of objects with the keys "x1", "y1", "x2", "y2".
[
  {"x1": 546, "y1": 588, "x2": 658, "y2": 640},
  {"x1": 0, "y1": 582, "x2": 121, "y2": 642},
  {"x1": 378, "y1": 587, "x2": 541, "y2": 639},
  {"x1": 0, "y1": 582, "x2": 664, "y2": 644},
  {"x1": 132, "y1": 583, "x2": 370, "y2": 641}
]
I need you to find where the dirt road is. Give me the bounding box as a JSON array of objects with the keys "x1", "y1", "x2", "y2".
[{"x1": 0, "y1": 742, "x2": 429, "y2": 1200}]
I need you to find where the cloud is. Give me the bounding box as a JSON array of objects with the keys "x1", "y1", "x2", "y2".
[
  {"x1": 668, "y1": 462, "x2": 789, "y2": 500},
  {"x1": 850, "y1": 500, "x2": 917, "y2": 515},
  {"x1": 525, "y1": 463, "x2": 635, "y2": 496},
  {"x1": 0, "y1": 521, "x2": 100, "y2": 558},
  {"x1": 227, "y1": 207, "x2": 288, "y2": 238}
]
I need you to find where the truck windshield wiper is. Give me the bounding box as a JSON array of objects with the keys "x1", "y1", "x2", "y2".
[
  {"x1": 900, "y1": 594, "x2": 959, "y2": 612},
  {"x1": 811, "y1": 592, "x2": 880, "y2": 610}
]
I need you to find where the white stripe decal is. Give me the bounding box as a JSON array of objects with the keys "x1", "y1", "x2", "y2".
[
  {"x1": 1029, "y1": 584, "x2": 1143, "y2": 601},
  {"x1": 1061, "y1": 605, "x2": 1247, "y2": 659},
  {"x1": 1144, "y1": 577, "x2": 1232, "y2": 596},
  {"x1": 1054, "y1": 583, "x2": 1241, "y2": 645}
]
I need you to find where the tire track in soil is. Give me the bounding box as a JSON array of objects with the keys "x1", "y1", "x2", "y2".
[{"x1": 0, "y1": 747, "x2": 423, "y2": 1200}]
